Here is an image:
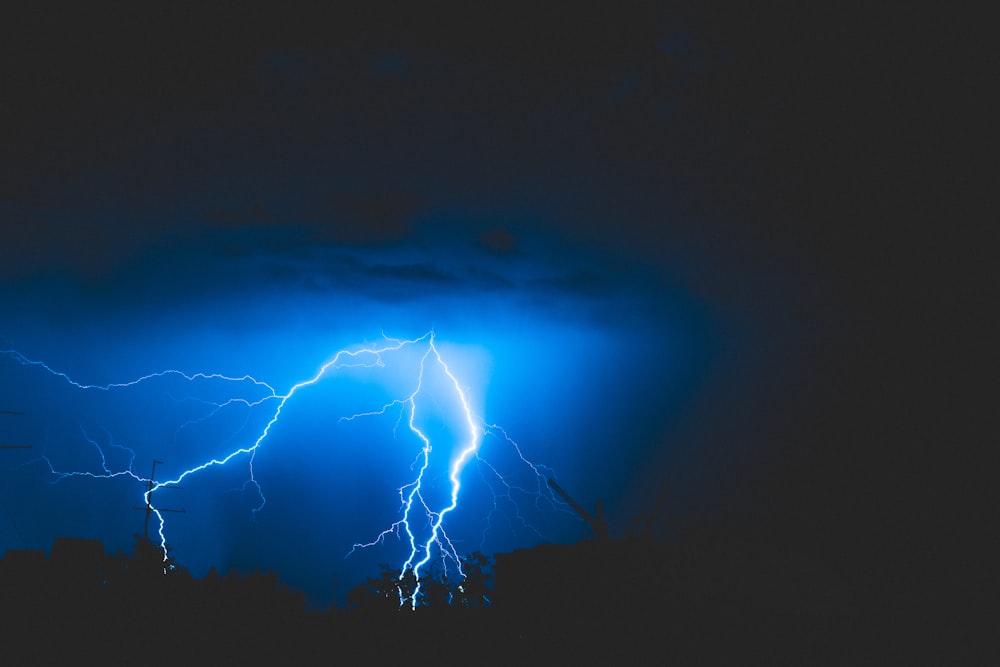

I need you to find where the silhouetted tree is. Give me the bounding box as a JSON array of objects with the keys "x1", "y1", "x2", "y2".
[
  {"x1": 347, "y1": 553, "x2": 494, "y2": 611},
  {"x1": 455, "y1": 551, "x2": 493, "y2": 608},
  {"x1": 347, "y1": 564, "x2": 413, "y2": 611},
  {"x1": 419, "y1": 572, "x2": 452, "y2": 608}
]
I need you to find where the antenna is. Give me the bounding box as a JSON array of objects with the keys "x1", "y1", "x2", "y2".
[
  {"x1": 132, "y1": 459, "x2": 185, "y2": 543},
  {"x1": 547, "y1": 477, "x2": 608, "y2": 540}
]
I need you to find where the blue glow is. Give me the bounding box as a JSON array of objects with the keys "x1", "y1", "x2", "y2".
[
  {"x1": 2, "y1": 325, "x2": 636, "y2": 606},
  {"x1": 0, "y1": 257, "x2": 703, "y2": 607}
]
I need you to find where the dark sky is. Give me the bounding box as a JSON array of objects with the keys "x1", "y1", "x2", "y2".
[{"x1": 0, "y1": 4, "x2": 984, "y2": 608}]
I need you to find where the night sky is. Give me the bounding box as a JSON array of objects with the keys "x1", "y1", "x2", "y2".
[{"x1": 0, "y1": 4, "x2": 983, "y2": 612}]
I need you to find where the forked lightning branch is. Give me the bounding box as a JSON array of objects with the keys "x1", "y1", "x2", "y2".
[{"x1": 2, "y1": 332, "x2": 563, "y2": 608}]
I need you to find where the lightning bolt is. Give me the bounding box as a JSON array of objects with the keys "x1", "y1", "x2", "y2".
[
  {"x1": 2, "y1": 331, "x2": 564, "y2": 608},
  {"x1": 25, "y1": 423, "x2": 146, "y2": 485}
]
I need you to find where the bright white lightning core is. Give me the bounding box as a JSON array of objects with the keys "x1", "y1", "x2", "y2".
[{"x1": 2, "y1": 331, "x2": 560, "y2": 608}]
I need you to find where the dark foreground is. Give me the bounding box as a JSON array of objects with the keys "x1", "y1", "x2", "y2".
[{"x1": 1, "y1": 538, "x2": 978, "y2": 663}]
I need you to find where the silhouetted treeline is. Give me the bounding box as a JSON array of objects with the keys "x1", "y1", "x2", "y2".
[
  {"x1": 345, "y1": 551, "x2": 493, "y2": 611},
  {"x1": 1, "y1": 532, "x2": 946, "y2": 663},
  {"x1": 1, "y1": 535, "x2": 309, "y2": 659}
]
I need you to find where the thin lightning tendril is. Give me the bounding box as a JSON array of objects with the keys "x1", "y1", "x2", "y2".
[{"x1": 2, "y1": 332, "x2": 562, "y2": 608}]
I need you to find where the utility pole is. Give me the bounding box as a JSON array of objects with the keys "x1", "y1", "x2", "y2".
[{"x1": 132, "y1": 460, "x2": 185, "y2": 543}]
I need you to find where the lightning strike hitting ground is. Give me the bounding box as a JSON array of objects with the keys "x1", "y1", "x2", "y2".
[{"x1": 2, "y1": 332, "x2": 564, "y2": 608}]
